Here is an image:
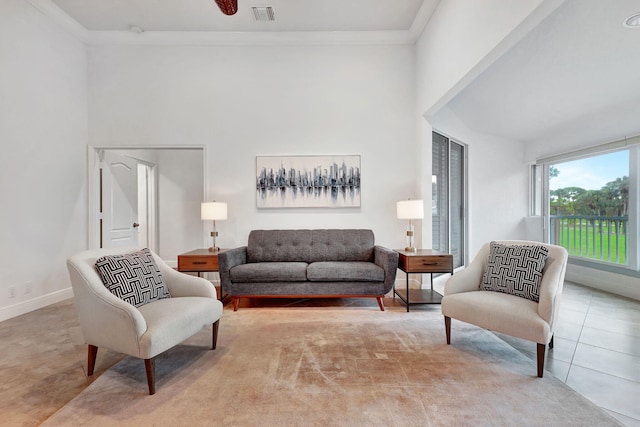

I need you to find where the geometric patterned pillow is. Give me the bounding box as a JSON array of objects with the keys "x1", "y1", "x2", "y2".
[
  {"x1": 95, "y1": 248, "x2": 170, "y2": 308},
  {"x1": 480, "y1": 241, "x2": 549, "y2": 302}
]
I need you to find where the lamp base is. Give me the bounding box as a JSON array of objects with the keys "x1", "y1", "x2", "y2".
[
  {"x1": 209, "y1": 231, "x2": 219, "y2": 253},
  {"x1": 404, "y1": 246, "x2": 417, "y2": 252}
]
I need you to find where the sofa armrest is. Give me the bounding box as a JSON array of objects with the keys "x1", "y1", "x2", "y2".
[
  {"x1": 537, "y1": 245, "x2": 568, "y2": 326},
  {"x1": 218, "y1": 246, "x2": 248, "y2": 287},
  {"x1": 443, "y1": 265, "x2": 481, "y2": 295},
  {"x1": 160, "y1": 265, "x2": 218, "y2": 299},
  {"x1": 374, "y1": 245, "x2": 399, "y2": 287},
  {"x1": 67, "y1": 261, "x2": 148, "y2": 356},
  {"x1": 443, "y1": 247, "x2": 487, "y2": 296}
]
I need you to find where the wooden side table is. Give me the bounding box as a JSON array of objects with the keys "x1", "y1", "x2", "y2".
[
  {"x1": 177, "y1": 249, "x2": 226, "y2": 299},
  {"x1": 394, "y1": 249, "x2": 453, "y2": 312}
]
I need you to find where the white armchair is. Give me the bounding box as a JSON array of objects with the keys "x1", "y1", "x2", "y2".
[
  {"x1": 67, "y1": 247, "x2": 223, "y2": 394},
  {"x1": 441, "y1": 240, "x2": 568, "y2": 377}
]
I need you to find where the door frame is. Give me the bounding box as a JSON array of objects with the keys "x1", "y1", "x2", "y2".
[
  {"x1": 87, "y1": 145, "x2": 208, "y2": 251},
  {"x1": 430, "y1": 130, "x2": 469, "y2": 270},
  {"x1": 136, "y1": 160, "x2": 157, "y2": 251}
]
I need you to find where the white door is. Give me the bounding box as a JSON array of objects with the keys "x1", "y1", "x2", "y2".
[{"x1": 102, "y1": 151, "x2": 139, "y2": 248}]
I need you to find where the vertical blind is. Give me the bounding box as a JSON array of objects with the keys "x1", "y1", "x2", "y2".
[{"x1": 432, "y1": 131, "x2": 466, "y2": 269}]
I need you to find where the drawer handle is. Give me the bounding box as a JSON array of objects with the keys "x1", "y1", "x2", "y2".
[
  {"x1": 193, "y1": 261, "x2": 207, "y2": 265},
  {"x1": 422, "y1": 262, "x2": 439, "y2": 265}
]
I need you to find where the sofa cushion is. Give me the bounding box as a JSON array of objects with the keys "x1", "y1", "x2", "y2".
[
  {"x1": 247, "y1": 229, "x2": 375, "y2": 263},
  {"x1": 95, "y1": 248, "x2": 171, "y2": 307},
  {"x1": 307, "y1": 262, "x2": 385, "y2": 282},
  {"x1": 480, "y1": 241, "x2": 549, "y2": 302},
  {"x1": 230, "y1": 262, "x2": 308, "y2": 283}
]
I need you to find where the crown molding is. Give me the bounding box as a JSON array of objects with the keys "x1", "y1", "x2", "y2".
[
  {"x1": 87, "y1": 30, "x2": 414, "y2": 46},
  {"x1": 409, "y1": 0, "x2": 441, "y2": 40},
  {"x1": 29, "y1": 0, "x2": 418, "y2": 46},
  {"x1": 25, "y1": 0, "x2": 90, "y2": 43}
]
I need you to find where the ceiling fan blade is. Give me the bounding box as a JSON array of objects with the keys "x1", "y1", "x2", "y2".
[{"x1": 214, "y1": 0, "x2": 238, "y2": 16}]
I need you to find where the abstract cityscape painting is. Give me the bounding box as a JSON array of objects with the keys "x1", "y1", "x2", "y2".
[{"x1": 256, "y1": 155, "x2": 361, "y2": 208}]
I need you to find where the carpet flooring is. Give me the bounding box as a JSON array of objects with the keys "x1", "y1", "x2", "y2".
[{"x1": 43, "y1": 304, "x2": 622, "y2": 426}]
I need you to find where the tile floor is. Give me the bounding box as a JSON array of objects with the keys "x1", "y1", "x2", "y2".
[
  {"x1": 1, "y1": 280, "x2": 639, "y2": 426},
  {"x1": 490, "y1": 282, "x2": 640, "y2": 426},
  {"x1": 406, "y1": 278, "x2": 640, "y2": 426}
]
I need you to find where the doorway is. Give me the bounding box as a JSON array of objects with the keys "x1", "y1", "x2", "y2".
[
  {"x1": 88, "y1": 146, "x2": 205, "y2": 259},
  {"x1": 97, "y1": 150, "x2": 155, "y2": 250}
]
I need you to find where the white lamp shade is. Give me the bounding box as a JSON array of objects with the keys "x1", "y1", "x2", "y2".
[
  {"x1": 397, "y1": 200, "x2": 424, "y2": 219},
  {"x1": 201, "y1": 202, "x2": 227, "y2": 220}
]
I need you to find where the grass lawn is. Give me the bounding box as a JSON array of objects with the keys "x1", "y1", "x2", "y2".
[{"x1": 553, "y1": 218, "x2": 627, "y2": 264}]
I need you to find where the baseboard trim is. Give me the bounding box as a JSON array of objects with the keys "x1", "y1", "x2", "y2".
[{"x1": 0, "y1": 288, "x2": 74, "y2": 322}]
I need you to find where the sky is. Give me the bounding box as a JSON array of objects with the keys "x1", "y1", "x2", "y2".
[{"x1": 550, "y1": 150, "x2": 628, "y2": 190}]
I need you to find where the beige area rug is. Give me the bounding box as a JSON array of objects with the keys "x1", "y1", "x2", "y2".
[{"x1": 43, "y1": 303, "x2": 621, "y2": 426}]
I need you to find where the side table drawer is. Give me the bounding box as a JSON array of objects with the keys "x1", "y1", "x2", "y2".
[
  {"x1": 177, "y1": 256, "x2": 219, "y2": 272},
  {"x1": 401, "y1": 255, "x2": 452, "y2": 273}
]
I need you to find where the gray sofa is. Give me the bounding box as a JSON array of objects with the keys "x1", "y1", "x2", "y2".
[{"x1": 218, "y1": 229, "x2": 399, "y2": 311}]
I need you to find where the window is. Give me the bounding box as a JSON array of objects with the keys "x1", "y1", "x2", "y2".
[
  {"x1": 432, "y1": 131, "x2": 467, "y2": 269},
  {"x1": 530, "y1": 163, "x2": 544, "y2": 216},
  {"x1": 536, "y1": 139, "x2": 639, "y2": 274}
]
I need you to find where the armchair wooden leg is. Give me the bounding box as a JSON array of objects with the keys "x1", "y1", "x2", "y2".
[
  {"x1": 537, "y1": 343, "x2": 546, "y2": 378},
  {"x1": 444, "y1": 316, "x2": 451, "y2": 345},
  {"x1": 212, "y1": 320, "x2": 220, "y2": 350},
  {"x1": 549, "y1": 334, "x2": 554, "y2": 350},
  {"x1": 145, "y1": 358, "x2": 156, "y2": 395},
  {"x1": 376, "y1": 297, "x2": 385, "y2": 311},
  {"x1": 87, "y1": 345, "x2": 98, "y2": 376}
]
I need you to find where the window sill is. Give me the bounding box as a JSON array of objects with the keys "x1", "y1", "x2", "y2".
[{"x1": 568, "y1": 257, "x2": 640, "y2": 279}]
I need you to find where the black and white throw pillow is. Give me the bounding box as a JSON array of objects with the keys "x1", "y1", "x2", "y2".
[
  {"x1": 95, "y1": 248, "x2": 170, "y2": 307},
  {"x1": 481, "y1": 241, "x2": 548, "y2": 302}
]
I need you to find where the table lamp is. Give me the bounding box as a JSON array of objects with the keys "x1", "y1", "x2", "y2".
[
  {"x1": 397, "y1": 199, "x2": 424, "y2": 252},
  {"x1": 201, "y1": 201, "x2": 227, "y2": 252}
]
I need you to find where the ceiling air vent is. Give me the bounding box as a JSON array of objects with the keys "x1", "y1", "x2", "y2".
[{"x1": 252, "y1": 6, "x2": 275, "y2": 22}]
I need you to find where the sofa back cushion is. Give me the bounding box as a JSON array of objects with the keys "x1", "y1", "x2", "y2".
[{"x1": 247, "y1": 229, "x2": 375, "y2": 263}]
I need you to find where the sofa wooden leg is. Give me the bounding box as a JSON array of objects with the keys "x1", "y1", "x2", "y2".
[
  {"x1": 212, "y1": 320, "x2": 219, "y2": 350},
  {"x1": 537, "y1": 343, "x2": 545, "y2": 378},
  {"x1": 444, "y1": 316, "x2": 451, "y2": 345},
  {"x1": 376, "y1": 297, "x2": 385, "y2": 311},
  {"x1": 145, "y1": 358, "x2": 156, "y2": 395},
  {"x1": 233, "y1": 297, "x2": 240, "y2": 311},
  {"x1": 87, "y1": 345, "x2": 98, "y2": 376}
]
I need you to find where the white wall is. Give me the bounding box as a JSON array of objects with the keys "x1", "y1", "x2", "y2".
[
  {"x1": 413, "y1": 0, "x2": 555, "y2": 256},
  {"x1": 422, "y1": 0, "x2": 640, "y2": 300},
  {"x1": 3, "y1": 0, "x2": 633, "y2": 322},
  {"x1": 415, "y1": 0, "x2": 549, "y2": 115},
  {"x1": 87, "y1": 44, "x2": 417, "y2": 250},
  {"x1": 0, "y1": 0, "x2": 88, "y2": 320},
  {"x1": 429, "y1": 106, "x2": 529, "y2": 258},
  {"x1": 155, "y1": 149, "x2": 203, "y2": 260},
  {"x1": 108, "y1": 148, "x2": 204, "y2": 261}
]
